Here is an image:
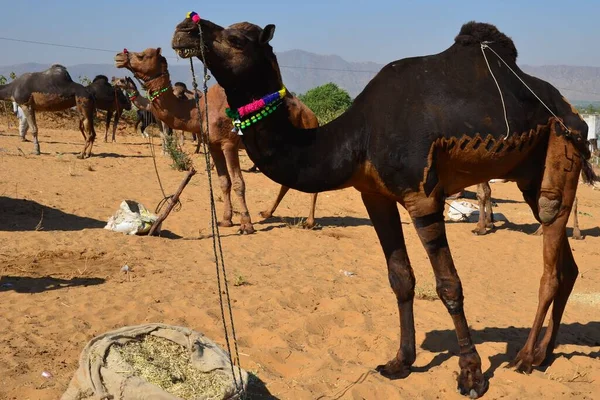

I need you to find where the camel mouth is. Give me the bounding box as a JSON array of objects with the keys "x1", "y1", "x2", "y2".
[
  {"x1": 114, "y1": 55, "x2": 128, "y2": 68},
  {"x1": 175, "y1": 48, "x2": 201, "y2": 59}
]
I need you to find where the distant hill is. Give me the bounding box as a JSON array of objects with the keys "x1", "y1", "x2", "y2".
[{"x1": 2, "y1": 50, "x2": 600, "y2": 101}]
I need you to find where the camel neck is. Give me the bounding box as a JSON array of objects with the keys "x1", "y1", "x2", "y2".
[
  {"x1": 142, "y1": 73, "x2": 202, "y2": 133},
  {"x1": 239, "y1": 97, "x2": 366, "y2": 193}
]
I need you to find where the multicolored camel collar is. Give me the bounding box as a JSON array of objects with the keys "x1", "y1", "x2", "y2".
[
  {"x1": 148, "y1": 86, "x2": 169, "y2": 102},
  {"x1": 225, "y1": 87, "x2": 287, "y2": 135}
]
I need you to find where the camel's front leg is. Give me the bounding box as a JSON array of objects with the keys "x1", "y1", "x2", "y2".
[
  {"x1": 104, "y1": 110, "x2": 113, "y2": 142},
  {"x1": 223, "y1": 142, "x2": 255, "y2": 234},
  {"x1": 209, "y1": 144, "x2": 234, "y2": 228},
  {"x1": 362, "y1": 193, "x2": 416, "y2": 380}
]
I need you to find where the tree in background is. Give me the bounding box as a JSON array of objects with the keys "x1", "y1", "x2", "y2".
[{"x1": 298, "y1": 82, "x2": 352, "y2": 125}]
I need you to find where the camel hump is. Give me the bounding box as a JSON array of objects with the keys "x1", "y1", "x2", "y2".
[
  {"x1": 45, "y1": 64, "x2": 75, "y2": 82},
  {"x1": 454, "y1": 21, "x2": 518, "y2": 61},
  {"x1": 93, "y1": 75, "x2": 109, "y2": 83}
]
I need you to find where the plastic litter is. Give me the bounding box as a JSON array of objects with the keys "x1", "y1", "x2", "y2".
[
  {"x1": 42, "y1": 371, "x2": 53, "y2": 379},
  {"x1": 104, "y1": 200, "x2": 159, "y2": 236}
]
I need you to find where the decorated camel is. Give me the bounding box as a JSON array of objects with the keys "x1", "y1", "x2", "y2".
[
  {"x1": 0, "y1": 64, "x2": 96, "y2": 158},
  {"x1": 172, "y1": 16, "x2": 596, "y2": 397},
  {"x1": 83, "y1": 75, "x2": 131, "y2": 143},
  {"x1": 114, "y1": 49, "x2": 320, "y2": 232}
]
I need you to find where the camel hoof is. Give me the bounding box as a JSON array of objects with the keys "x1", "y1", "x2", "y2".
[
  {"x1": 572, "y1": 229, "x2": 584, "y2": 240},
  {"x1": 258, "y1": 211, "x2": 273, "y2": 219},
  {"x1": 20, "y1": 137, "x2": 28, "y2": 142},
  {"x1": 375, "y1": 359, "x2": 411, "y2": 380},
  {"x1": 218, "y1": 220, "x2": 234, "y2": 228},
  {"x1": 471, "y1": 227, "x2": 488, "y2": 236},
  {"x1": 506, "y1": 351, "x2": 535, "y2": 374},
  {"x1": 303, "y1": 220, "x2": 316, "y2": 229},
  {"x1": 238, "y1": 224, "x2": 256, "y2": 235},
  {"x1": 457, "y1": 363, "x2": 488, "y2": 398}
]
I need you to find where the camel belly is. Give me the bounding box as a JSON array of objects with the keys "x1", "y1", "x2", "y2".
[
  {"x1": 30, "y1": 93, "x2": 76, "y2": 111},
  {"x1": 431, "y1": 129, "x2": 546, "y2": 195}
]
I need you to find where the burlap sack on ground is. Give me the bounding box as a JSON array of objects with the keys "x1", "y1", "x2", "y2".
[{"x1": 61, "y1": 323, "x2": 248, "y2": 400}]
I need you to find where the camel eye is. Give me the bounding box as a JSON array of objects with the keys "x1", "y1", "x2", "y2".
[{"x1": 227, "y1": 35, "x2": 247, "y2": 48}]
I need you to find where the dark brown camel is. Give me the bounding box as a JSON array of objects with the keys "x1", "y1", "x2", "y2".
[
  {"x1": 83, "y1": 75, "x2": 132, "y2": 143},
  {"x1": 114, "y1": 49, "x2": 320, "y2": 231},
  {"x1": 0, "y1": 64, "x2": 96, "y2": 158},
  {"x1": 172, "y1": 17, "x2": 597, "y2": 397}
]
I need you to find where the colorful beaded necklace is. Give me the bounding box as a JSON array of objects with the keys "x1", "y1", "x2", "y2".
[
  {"x1": 148, "y1": 86, "x2": 169, "y2": 102},
  {"x1": 225, "y1": 87, "x2": 287, "y2": 135}
]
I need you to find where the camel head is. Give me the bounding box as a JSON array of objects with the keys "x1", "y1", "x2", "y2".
[
  {"x1": 172, "y1": 13, "x2": 280, "y2": 96},
  {"x1": 172, "y1": 81, "x2": 188, "y2": 99},
  {"x1": 112, "y1": 76, "x2": 137, "y2": 92},
  {"x1": 114, "y1": 48, "x2": 167, "y2": 83}
]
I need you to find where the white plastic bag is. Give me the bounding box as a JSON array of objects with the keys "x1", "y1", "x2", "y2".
[{"x1": 104, "y1": 200, "x2": 159, "y2": 235}]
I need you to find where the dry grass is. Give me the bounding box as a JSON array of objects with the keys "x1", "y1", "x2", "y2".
[
  {"x1": 415, "y1": 284, "x2": 438, "y2": 301},
  {"x1": 116, "y1": 335, "x2": 231, "y2": 399}
]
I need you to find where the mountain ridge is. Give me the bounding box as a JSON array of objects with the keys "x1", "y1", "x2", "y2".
[{"x1": 1, "y1": 50, "x2": 599, "y2": 101}]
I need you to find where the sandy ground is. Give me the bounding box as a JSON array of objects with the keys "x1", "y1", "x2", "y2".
[{"x1": 0, "y1": 117, "x2": 599, "y2": 400}]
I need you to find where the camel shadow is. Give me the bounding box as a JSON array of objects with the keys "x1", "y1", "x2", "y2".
[
  {"x1": 0, "y1": 197, "x2": 105, "y2": 231},
  {"x1": 246, "y1": 372, "x2": 280, "y2": 399},
  {"x1": 94, "y1": 152, "x2": 149, "y2": 159},
  {"x1": 416, "y1": 322, "x2": 600, "y2": 378},
  {"x1": 0, "y1": 275, "x2": 105, "y2": 293},
  {"x1": 257, "y1": 215, "x2": 373, "y2": 229},
  {"x1": 495, "y1": 221, "x2": 600, "y2": 238}
]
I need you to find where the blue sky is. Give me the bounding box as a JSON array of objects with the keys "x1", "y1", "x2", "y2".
[{"x1": 0, "y1": 0, "x2": 598, "y2": 67}]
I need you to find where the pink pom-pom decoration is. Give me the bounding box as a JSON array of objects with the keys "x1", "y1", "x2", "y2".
[
  {"x1": 187, "y1": 11, "x2": 200, "y2": 24},
  {"x1": 123, "y1": 48, "x2": 128, "y2": 54}
]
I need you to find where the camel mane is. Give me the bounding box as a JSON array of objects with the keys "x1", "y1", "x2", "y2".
[{"x1": 454, "y1": 21, "x2": 518, "y2": 61}]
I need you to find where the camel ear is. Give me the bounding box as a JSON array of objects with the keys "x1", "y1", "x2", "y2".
[
  {"x1": 156, "y1": 47, "x2": 162, "y2": 55},
  {"x1": 259, "y1": 25, "x2": 275, "y2": 45}
]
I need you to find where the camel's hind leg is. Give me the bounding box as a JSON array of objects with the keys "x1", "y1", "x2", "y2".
[
  {"x1": 571, "y1": 197, "x2": 583, "y2": 240},
  {"x1": 362, "y1": 193, "x2": 416, "y2": 380},
  {"x1": 405, "y1": 194, "x2": 487, "y2": 397},
  {"x1": 259, "y1": 186, "x2": 290, "y2": 220},
  {"x1": 222, "y1": 141, "x2": 255, "y2": 234},
  {"x1": 509, "y1": 126, "x2": 582, "y2": 373},
  {"x1": 21, "y1": 105, "x2": 40, "y2": 155},
  {"x1": 472, "y1": 182, "x2": 492, "y2": 235},
  {"x1": 209, "y1": 144, "x2": 234, "y2": 228}
]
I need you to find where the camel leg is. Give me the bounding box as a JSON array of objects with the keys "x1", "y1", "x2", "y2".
[
  {"x1": 259, "y1": 186, "x2": 290, "y2": 220},
  {"x1": 407, "y1": 195, "x2": 487, "y2": 397},
  {"x1": 508, "y1": 127, "x2": 581, "y2": 373},
  {"x1": 209, "y1": 144, "x2": 234, "y2": 228},
  {"x1": 18, "y1": 111, "x2": 29, "y2": 141},
  {"x1": 362, "y1": 193, "x2": 416, "y2": 380},
  {"x1": 472, "y1": 182, "x2": 491, "y2": 235},
  {"x1": 304, "y1": 193, "x2": 319, "y2": 229},
  {"x1": 484, "y1": 183, "x2": 494, "y2": 228},
  {"x1": 571, "y1": 197, "x2": 583, "y2": 240},
  {"x1": 223, "y1": 142, "x2": 255, "y2": 234},
  {"x1": 79, "y1": 99, "x2": 96, "y2": 159},
  {"x1": 104, "y1": 110, "x2": 112, "y2": 143},
  {"x1": 111, "y1": 110, "x2": 120, "y2": 142},
  {"x1": 20, "y1": 105, "x2": 40, "y2": 155}
]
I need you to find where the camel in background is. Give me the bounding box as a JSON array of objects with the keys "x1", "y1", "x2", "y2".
[
  {"x1": 114, "y1": 49, "x2": 320, "y2": 232},
  {"x1": 0, "y1": 64, "x2": 96, "y2": 158},
  {"x1": 83, "y1": 75, "x2": 131, "y2": 143}
]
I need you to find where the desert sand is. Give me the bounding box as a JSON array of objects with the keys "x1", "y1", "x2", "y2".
[{"x1": 0, "y1": 115, "x2": 599, "y2": 400}]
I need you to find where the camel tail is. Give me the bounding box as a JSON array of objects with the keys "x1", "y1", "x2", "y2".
[{"x1": 581, "y1": 158, "x2": 598, "y2": 185}]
